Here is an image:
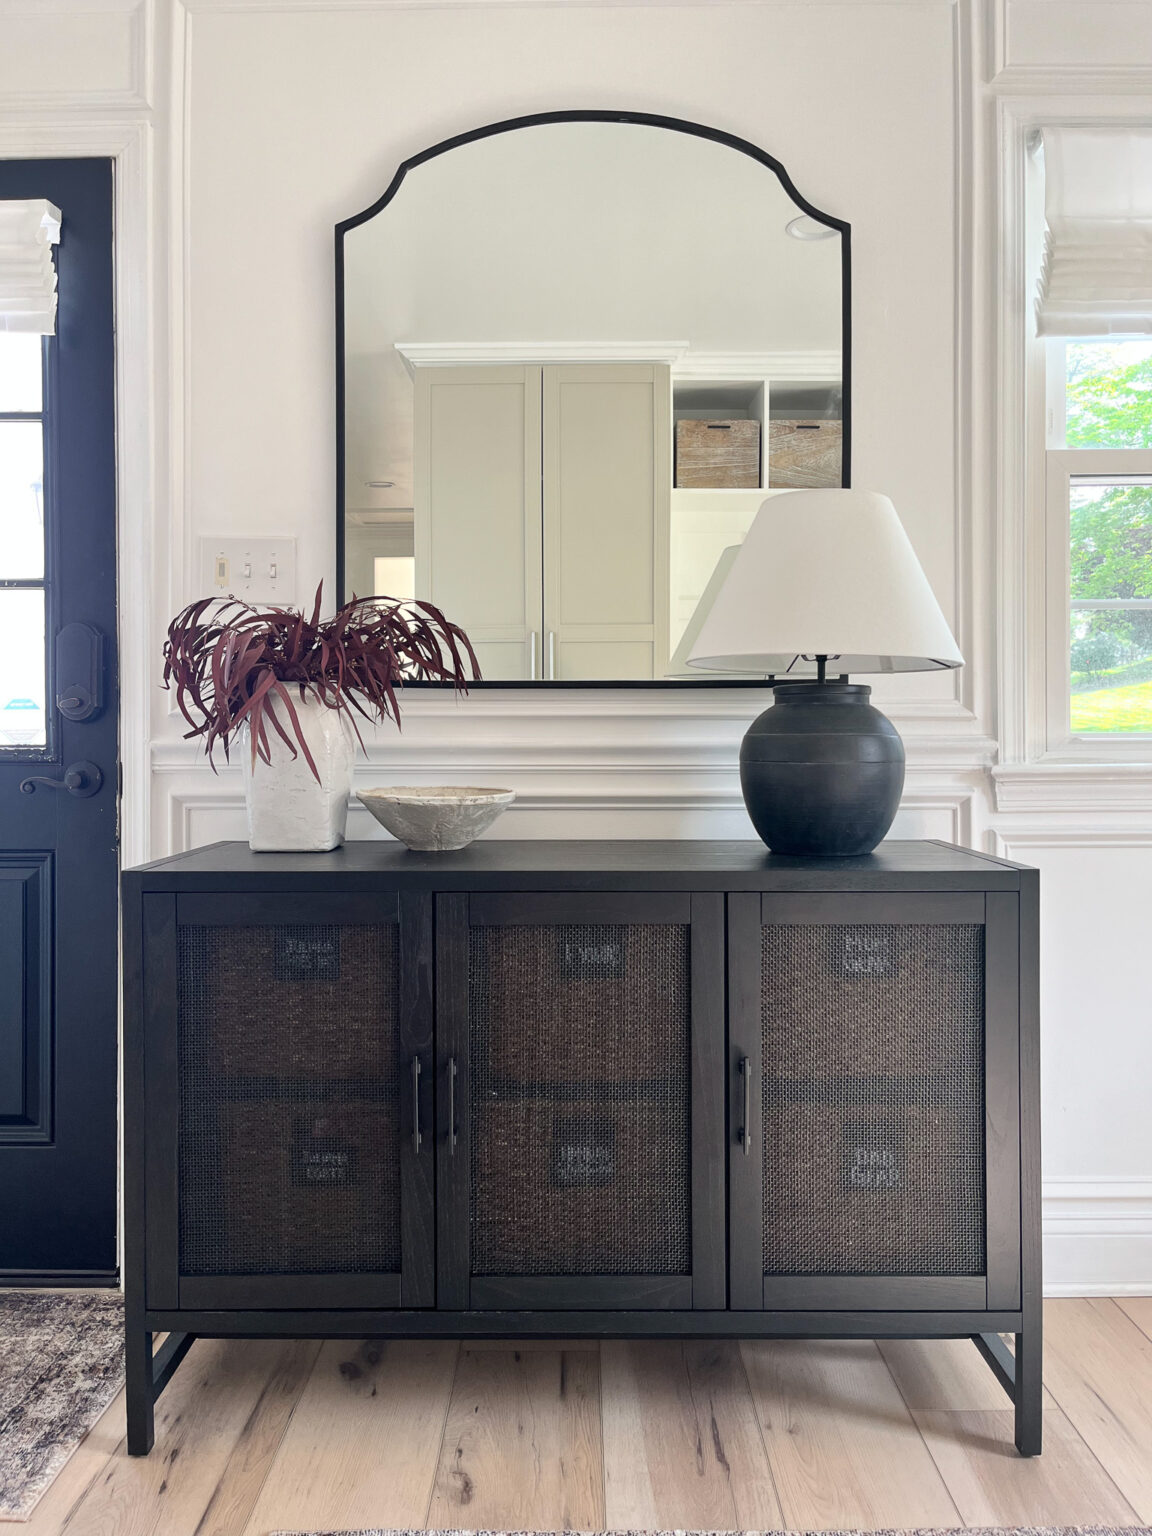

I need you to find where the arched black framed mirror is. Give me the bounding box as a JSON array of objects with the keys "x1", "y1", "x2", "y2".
[{"x1": 336, "y1": 111, "x2": 850, "y2": 686}]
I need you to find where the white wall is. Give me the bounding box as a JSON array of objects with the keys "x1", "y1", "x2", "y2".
[{"x1": 4, "y1": 0, "x2": 1151, "y2": 1292}]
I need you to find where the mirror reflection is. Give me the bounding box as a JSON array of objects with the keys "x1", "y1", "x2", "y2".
[{"x1": 339, "y1": 116, "x2": 848, "y2": 683}]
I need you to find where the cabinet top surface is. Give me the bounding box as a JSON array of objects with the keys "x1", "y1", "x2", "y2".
[{"x1": 125, "y1": 839, "x2": 1031, "y2": 890}]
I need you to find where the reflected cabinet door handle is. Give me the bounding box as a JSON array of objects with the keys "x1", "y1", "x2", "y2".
[
  {"x1": 529, "y1": 632, "x2": 538, "y2": 680},
  {"x1": 547, "y1": 632, "x2": 556, "y2": 681}
]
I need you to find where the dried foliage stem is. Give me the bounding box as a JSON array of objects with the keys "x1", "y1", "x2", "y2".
[{"x1": 163, "y1": 583, "x2": 479, "y2": 780}]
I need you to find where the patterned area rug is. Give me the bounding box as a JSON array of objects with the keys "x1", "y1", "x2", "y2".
[
  {"x1": 0, "y1": 1290, "x2": 124, "y2": 1520},
  {"x1": 273, "y1": 1528, "x2": 1152, "y2": 1535}
]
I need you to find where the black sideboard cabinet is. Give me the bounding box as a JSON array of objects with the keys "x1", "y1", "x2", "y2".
[{"x1": 122, "y1": 839, "x2": 1041, "y2": 1457}]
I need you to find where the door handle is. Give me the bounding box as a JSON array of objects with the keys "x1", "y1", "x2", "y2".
[
  {"x1": 529, "y1": 632, "x2": 539, "y2": 680},
  {"x1": 411, "y1": 1056, "x2": 422, "y2": 1155},
  {"x1": 739, "y1": 1055, "x2": 754, "y2": 1157},
  {"x1": 447, "y1": 1056, "x2": 458, "y2": 1155},
  {"x1": 20, "y1": 760, "x2": 103, "y2": 798},
  {"x1": 547, "y1": 631, "x2": 556, "y2": 680}
]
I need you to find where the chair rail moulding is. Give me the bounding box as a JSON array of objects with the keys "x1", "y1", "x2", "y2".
[
  {"x1": 151, "y1": 703, "x2": 997, "y2": 771},
  {"x1": 160, "y1": 683, "x2": 993, "y2": 734}
]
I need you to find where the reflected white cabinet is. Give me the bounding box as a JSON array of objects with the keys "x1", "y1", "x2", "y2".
[
  {"x1": 414, "y1": 365, "x2": 543, "y2": 682},
  {"x1": 414, "y1": 363, "x2": 670, "y2": 681}
]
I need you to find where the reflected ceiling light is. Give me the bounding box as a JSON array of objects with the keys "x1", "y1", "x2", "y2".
[{"x1": 786, "y1": 215, "x2": 836, "y2": 241}]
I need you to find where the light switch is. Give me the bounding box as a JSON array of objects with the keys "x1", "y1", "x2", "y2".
[{"x1": 199, "y1": 537, "x2": 297, "y2": 606}]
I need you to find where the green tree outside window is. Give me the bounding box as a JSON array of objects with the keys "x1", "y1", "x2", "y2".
[{"x1": 1065, "y1": 342, "x2": 1152, "y2": 733}]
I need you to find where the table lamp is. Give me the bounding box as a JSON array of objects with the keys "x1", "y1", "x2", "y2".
[{"x1": 687, "y1": 489, "x2": 963, "y2": 856}]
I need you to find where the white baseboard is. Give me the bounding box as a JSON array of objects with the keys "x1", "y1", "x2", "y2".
[{"x1": 1043, "y1": 1179, "x2": 1152, "y2": 1297}]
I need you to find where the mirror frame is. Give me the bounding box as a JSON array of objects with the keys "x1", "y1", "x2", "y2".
[{"x1": 335, "y1": 109, "x2": 852, "y2": 687}]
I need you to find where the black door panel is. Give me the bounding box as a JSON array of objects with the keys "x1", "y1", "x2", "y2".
[{"x1": 0, "y1": 160, "x2": 117, "y2": 1279}]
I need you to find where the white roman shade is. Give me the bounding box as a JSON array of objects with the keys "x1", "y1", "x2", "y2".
[
  {"x1": 0, "y1": 200, "x2": 62, "y2": 335},
  {"x1": 1036, "y1": 126, "x2": 1152, "y2": 337}
]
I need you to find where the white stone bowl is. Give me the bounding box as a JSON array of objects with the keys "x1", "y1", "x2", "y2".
[{"x1": 357, "y1": 785, "x2": 516, "y2": 851}]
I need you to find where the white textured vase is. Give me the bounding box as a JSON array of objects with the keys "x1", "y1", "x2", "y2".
[{"x1": 242, "y1": 691, "x2": 355, "y2": 852}]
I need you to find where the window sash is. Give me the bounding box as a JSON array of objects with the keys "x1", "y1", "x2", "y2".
[
  {"x1": 0, "y1": 333, "x2": 49, "y2": 756},
  {"x1": 1045, "y1": 446, "x2": 1152, "y2": 749}
]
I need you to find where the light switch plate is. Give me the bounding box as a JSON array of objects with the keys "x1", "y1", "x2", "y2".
[{"x1": 198, "y1": 537, "x2": 297, "y2": 606}]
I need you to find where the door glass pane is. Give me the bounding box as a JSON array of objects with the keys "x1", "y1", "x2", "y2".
[
  {"x1": 0, "y1": 421, "x2": 45, "y2": 579},
  {"x1": 1070, "y1": 477, "x2": 1152, "y2": 733},
  {"x1": 0, "y1": 333, "x2": 42, "y2": 413},
  {"x1": 0, "y1": 589, "x2": 46, "y2": 747},
  {"x1": 1066, "y1": 341, "x2": 1152, "y2": 449}
]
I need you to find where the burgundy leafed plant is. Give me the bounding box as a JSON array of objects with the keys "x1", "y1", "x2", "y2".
[{"x1": 163, "y1": 584, "x2": 480, "y2": 780}]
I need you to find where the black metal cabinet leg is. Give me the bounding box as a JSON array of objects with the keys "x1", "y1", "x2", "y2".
[
  {"x1": 1014, "y1": 1324, "x2": 1043, "y2": 1456},
  {"x1": 125, "y1": 1325, "x2": 155, "y2": 1456}
]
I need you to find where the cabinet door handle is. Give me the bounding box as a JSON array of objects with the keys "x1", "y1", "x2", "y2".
[
  {"x1": 739, "y1": 1055, "x2": 753, "y2": 1157},
  {"x1": 529, "y1": 632, "x2": 538, "y2": 679},
  {"x1": 411, "y1": 1055, "x2": 422, "y2": 1155},
  {"x1": 448, "y1": 1056, "x2": 458, "y2": 1155},
  {"x1": 547, "y1": 631, "x2": 556, "y2": 680}
]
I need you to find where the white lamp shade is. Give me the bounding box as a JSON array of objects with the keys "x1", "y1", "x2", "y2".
[{"x1": 686, "y1": 488, "x2": 963, "y2": 675}]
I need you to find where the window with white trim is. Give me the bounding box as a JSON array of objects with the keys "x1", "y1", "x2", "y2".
[
  {"x1": 1046, "y1": 341, "x2": 1152, "y2": 741},
  {"x1": 1037, "y1": 128, "x2": 1152, "y2": 748}
]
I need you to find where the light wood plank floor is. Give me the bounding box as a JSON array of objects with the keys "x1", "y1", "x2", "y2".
[{"x1": 11, "y1": 1299, "x2": 1152, "y2": 1535}]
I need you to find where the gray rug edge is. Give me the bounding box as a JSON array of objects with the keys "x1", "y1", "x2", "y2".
[
  {"x1": 6, "y1": 1397, "x2": 119, "y2": 1521},
  {"x1": 0, "y1": 1291, "x2": 125, "y2": 1522},
  {"x1": 269, "y1": 1527, "x2": 1152, "y2": 1536}
]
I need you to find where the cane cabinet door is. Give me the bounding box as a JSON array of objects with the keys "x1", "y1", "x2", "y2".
[
  {"x1": 728, "y1": 892, "x2": 1021, "y2": 1312},
  {"x1": 436, "y1": 892, "x2": 726, "y2": 1310},
  {"x1": 141, "y1": 892, "x2": 434, "y2": 1310}
]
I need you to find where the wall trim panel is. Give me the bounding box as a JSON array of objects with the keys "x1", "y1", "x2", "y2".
[
  {"x1": 0, "y1": 0, "x2": 152, "y2": 113},
  {"x1": 992, "y1": 0, "x2": 1152, "y2": 93}
]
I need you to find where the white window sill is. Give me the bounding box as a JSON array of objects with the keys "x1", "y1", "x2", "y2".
[{"x1": 993, "y1": 759, "x2": 1152, "y2": 813}]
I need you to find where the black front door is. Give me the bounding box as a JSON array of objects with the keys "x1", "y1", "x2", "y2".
[{"x1": 0, "y1": 160, "x2": 117, "y2": 1281}]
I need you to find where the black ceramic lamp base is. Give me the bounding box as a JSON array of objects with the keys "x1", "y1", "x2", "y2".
[{"x1": 739, "y1": 680, "x2": 905, "y2": 857}]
